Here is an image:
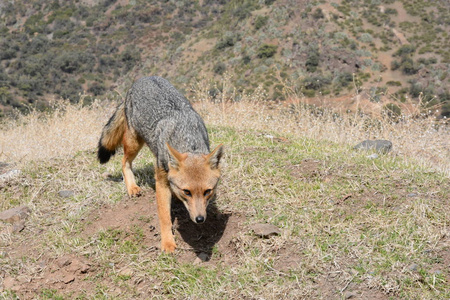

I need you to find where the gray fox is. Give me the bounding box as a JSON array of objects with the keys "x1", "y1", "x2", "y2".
[{"x1": 98, "y1": 76, "x2": 223, "y2": 253}]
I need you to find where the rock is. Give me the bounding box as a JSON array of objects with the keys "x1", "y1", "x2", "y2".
[
  {"x1": 407, "y1": 193, "x2": 418, "y2": 197},
  {"x1": 63, "y1": 274, "x2": 75, "y2": 284},
  {"x1": 194, "y1": 252, "x2": 209, "y2": 265},
  {"x1": 344, "y1": 291, "x2": 356, "y2": 299},
  {"x1": 354, "y1": 140, "x2": 392, "y2": 154},
  {"x1": 408, "y1": 263, "x2": 419, "y2": 272},
  {"x1": 250, "y1": 223, "x2": 281, "y2": 238},
  {"x1": 12, "y1": 220, "x2": 25, "y2": 233},
  {"x1": 58, "y1": 190, "x2": 74, "y2": 198},
  {"x1": 0, "y1": 206, "x2": 31, "y2": 224},
  {"x1": 56, "y1": 256, "x2": 72, "y2": 268},
  {"x1": 79, "y1": 263, "x2": 90, "y2": 273},
  {"x1": 366, "y1": 153, "x2": 378, "y2": 159},
  {"x1": 0, "y1": 169, "x2": 21, "y2": 182},
  {"x1": 118, "y1": 268, "x2": 133, "y2": 277}
]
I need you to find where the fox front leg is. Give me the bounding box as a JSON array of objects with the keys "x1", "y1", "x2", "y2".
[{"x1": 155, "y1": 168, "x2": 176, "y2": 253}]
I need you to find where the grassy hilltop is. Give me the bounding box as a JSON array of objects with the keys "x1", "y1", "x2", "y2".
[{"x1": 0, "y1": 82, "x2": 449, "y2": 298}]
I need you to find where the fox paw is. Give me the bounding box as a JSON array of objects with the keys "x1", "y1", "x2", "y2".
[
  {"x1": 127, "y1": 185, "x2": 142, "y2": 197},
  {"x1": 161, "y1": 240, "x2": 177, "y2": 253}
]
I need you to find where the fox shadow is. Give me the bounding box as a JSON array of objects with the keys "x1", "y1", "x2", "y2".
[
  {"x1": 171, "y1": 198, "x2": 230, "y2": 260},
  {"x1": 133, "y1": 164, "x2": 230, "y2": 259}
]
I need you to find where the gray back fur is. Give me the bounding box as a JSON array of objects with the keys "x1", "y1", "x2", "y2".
[{"x1": 125, "y1": 76, "x2": 210, "y2": 171}]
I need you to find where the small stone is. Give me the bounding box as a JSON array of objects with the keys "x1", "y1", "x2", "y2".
[
  {"x1": 12, "y1": 221, "x2": 25, "y2": 233},
  {"x1": 366, "y1": 153, "x2": 378, "y2": 159},
  {"x1": 63, "y1": 274, "x2": 75, "y2": 284},
  {"x1": 344, "y1": 291, "x2": 356, "y2": 299},
  {"x1": 194, "y1": 252, "x2": 209, "y2": 265},
  {"x1": 56, "y1": 256, "x2": 72, "y2": 268},
  {"x1": 433, "y1": 270, "x2": 442, "y2": 275},
  {"x1": 250, "y1": 223, "x2": 281, "y2": 238},
  {"x1": 407, "y1": 193, "x2": 418, "y2": 197},
  {"x1": 354, "y1": 140, "x2": 392, "y2": 154},
  {"x1": 0, "y1": 169, "x2": 21, "y2": 181},
  {"x1": 79, "y1": 263, "x2": 90, "y2": 273},
  {"x1": 408, "y1": 263, "x2": 419, "y2": 272},
  {"x1": 198, "y1": 252, "x2": 209, "y2": 261},
  {"x1": 0, "y1": 206, "x2": 31, "y2": 224},
  {"x1": 58, "y1": 190, "x2": 74, "y2": 198},
  {"x1": 118, "y1": 268, "x2": 133, "y2": 277}
]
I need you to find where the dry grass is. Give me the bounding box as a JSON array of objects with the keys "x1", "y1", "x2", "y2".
[
  {"x1": 0, "y1": 99, "x2": 114, "y2": 164},
  {"x1": 191, "y1": 76, "x2": 449, "y2": 177}
]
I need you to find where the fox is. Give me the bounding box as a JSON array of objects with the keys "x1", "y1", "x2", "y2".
[{"x1": 97, "y1": 76, "x2": 223, "y2": 253}]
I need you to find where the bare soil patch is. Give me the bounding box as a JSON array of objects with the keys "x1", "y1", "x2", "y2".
[{"x1": 1, "y1": 189, "x2": 246, "y2": 298}]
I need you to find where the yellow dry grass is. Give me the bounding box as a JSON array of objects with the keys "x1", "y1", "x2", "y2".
[
  {"x1": 0, "y1": 79, "x2": 448, "y2": 177},
  {"x1": 0, "y1": 100, "x2": 114, "y2": 164}
]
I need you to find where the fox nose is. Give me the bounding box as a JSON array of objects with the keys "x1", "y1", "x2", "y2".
[{"x1": 195, "y1": 216, "x2": 205, "y2": 224}]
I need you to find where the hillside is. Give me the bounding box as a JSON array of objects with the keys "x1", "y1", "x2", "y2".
[{"x1": 0, "y1": 0, "x2": 449, "y2": 117}]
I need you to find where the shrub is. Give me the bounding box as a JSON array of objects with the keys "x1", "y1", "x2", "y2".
[
  {"x1": 216, "y1": 32, "x2": 238, "y2": 50},
  {"x1": 305, "y1": 48, "x2": 319, "y2": 72},
  {"x1": 257, "y1": 44, "x2": 277, "y2": 58},
  {"x1": 394, "y1": 44, "x2": 415, "y2": 57},
  {"x1": 242, "y1": 55, "x2": 251, "y2": 65},
  {"x1": 359, "y1": 33, "x2": 373, "y2": 43},
  {"x1": 88, "y1": 82, "x2": 106, "y2": 96},
  {"x1": 383, "y1": 103, "x2": 402, "y2": 119},
  {"x1": 213, "y1": 62, "x2": 226, "y2": 75},
  {"x1": 254, "y1": 16, "x2": 268, "y2": 30},
  {"x1": 312, "y1": 8, "x2": 324, "y2": 19},
  {"x1": 386, "y1": 81, "x2": 402, "y2": 86}
]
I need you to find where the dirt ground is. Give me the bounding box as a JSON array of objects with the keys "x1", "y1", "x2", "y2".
[{"x1": 1, "y1": 188, "x2": 247, "y2": 298}]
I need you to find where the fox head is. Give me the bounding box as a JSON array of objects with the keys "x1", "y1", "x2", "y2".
[{"x1": 166, "y1": 143, "x2": 223, "y2": 224}]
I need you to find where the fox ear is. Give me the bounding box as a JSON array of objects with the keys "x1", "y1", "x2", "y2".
[
  {"x1": 206, "y1": 144, "x2": 224, "y2": 169},
  {"x1": 167, "y1": 143, "x2": 187, "y2": 170}
]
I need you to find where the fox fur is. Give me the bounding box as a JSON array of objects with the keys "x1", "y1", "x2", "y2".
[{"x1": 98, "y1": 76, "x2": 223, "y2": 253}]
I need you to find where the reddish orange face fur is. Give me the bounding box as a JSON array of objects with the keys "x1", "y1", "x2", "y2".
[{"x1": 167, "y1": 144, "x2": 222, "y2": 224}]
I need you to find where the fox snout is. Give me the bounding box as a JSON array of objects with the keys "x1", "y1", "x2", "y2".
[{"x1": 184, "y1": 198, "x2": 208, "y2": 224}]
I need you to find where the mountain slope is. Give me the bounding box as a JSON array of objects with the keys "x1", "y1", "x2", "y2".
[{"x1": 0, "y1": 0, "x2": 449, "y2": 117}]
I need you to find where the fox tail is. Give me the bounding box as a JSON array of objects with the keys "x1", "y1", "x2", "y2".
[{"x1": 97, "y1": 103, "x2": 126, "y2": 164}]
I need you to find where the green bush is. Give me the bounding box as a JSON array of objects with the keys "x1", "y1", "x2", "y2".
[
  {"x1": 383, "y1": 103, "x2": 402, "y2": 119},
  {"x1": 394, "y1": 44, "x2": 416, "y2": 57},
  {"x1": 312, "y1": 8, "x2": 324, "y2": 19},
  {"x1": 386, "y1": 81, "x2": 402, "y2": 86},
  {"x1": 305, "y1": 48, "x2": 319, "y2": 72},
  {"x1": 254, "y1": 15, "x2": 268, "y2": 30},
  {"x1": 257, "y1": 44, "x2": 277, "y2": 58},
  {"x1": 216, "y1": 33, "x2": 237, "y2": 50},
  {"x1": 88, "y1": 82, "x2": 106, "y2": 96},
  {"x1": 213, "y1": 62, "x2": 226, "y2": 75}
]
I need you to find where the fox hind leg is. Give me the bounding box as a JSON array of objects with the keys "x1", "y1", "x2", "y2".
[{"x1": 122, "y1": 124, "x2": 144, "y2": 197}]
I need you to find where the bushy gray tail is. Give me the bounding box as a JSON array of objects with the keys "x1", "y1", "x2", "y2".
[{"x1": 97, "y1": 103, "x2": 126, "y2": 164}]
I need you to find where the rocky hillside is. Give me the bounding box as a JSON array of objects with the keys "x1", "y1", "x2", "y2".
[{"x1": 0, "y1": 0, "x2": 449, "y2": 117}]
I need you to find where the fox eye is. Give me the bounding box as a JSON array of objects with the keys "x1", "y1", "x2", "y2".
[
  {"x1": 204, "y1": 189, "x2": 212, "y2": 197},
  {"x1": 183, "y1": 189, "x2": 192, "y2": 196}
]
